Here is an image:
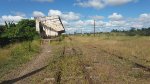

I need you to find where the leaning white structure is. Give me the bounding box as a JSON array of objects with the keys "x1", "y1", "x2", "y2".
[{"x1": 35, "y1": 16, "x2": 65, "y2": 38}]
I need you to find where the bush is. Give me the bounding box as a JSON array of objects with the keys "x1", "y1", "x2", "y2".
[
  {"x1": 111, "y1": 27, "x2": 150, "y2": 36},
  {"x1": 0, "y1": 40, "x2": 40, "y2": 78},
  {"x1": 0, "y1": 19, "x2": 39, "y2": 47}
]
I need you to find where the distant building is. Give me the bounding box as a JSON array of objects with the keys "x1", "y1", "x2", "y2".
[{"x1": 35, "y1": 16, "x2": 65, "y2": 38}]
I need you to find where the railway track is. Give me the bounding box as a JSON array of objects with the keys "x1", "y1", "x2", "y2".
[
  {"x1": 84, "y1": 44, "x2": 150, "y2": 72},
  {"x1": 54, "y1": 37, "x2": 93, "y2": 84},
  {"x1": 52, "y1": 36, "x2": 150, "y2": 83},
  {"x1": 53, "y1": 36, "x2": 149, "y2": 83},
  {"x1": 97, "y1": 47, "x2": 150, "y2": 72}
]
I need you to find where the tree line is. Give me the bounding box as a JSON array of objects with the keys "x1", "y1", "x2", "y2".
[
  {"x1": 111, "y1": 27, "x2": 150, "y2": 36},
  {"x1": 0, "y1": 19, "x2": 38, "y2": 47}
]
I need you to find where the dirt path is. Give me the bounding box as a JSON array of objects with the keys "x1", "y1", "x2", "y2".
[{"x1": 0, "y1": 40, "x2": 52, "y2": 84}]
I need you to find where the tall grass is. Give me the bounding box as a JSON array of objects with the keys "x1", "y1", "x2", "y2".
[
  {"x1": 0, "y1": 40, "x2": 40, "y2": 79},
  {"x1": 4, "y1": 35, "x2": 149, "y2": 83},
  {"x1": 72, "y1": 35, "x2": 150, "y2": 83}
]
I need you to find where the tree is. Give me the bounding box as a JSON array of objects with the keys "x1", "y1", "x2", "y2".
[
  {"x1": 0, "y1": 25, "x2": 6, "y2": 36},
  {"x1": 110, "y1": 27, "x2": 150, "y2": 36},
  {"x1": 0, "y1": 19, "x2": 38, "y2": 47},
  {"x1": 16, "y1": 19, "x2": 37, "y2": 51},
  {"x1": 17, "y1": 19, "x2": 35, "y2": 28},
  {"x1": 23, "y1": 26, "x2": 37, "y2": 51}
]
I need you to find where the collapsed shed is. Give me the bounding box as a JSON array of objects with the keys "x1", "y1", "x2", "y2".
[{"x1": 35, "y1": 16, "x2": 65, "y2": 38}]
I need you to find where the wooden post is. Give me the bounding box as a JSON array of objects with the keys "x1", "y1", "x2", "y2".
[{"x1": 94, "y1": 20, "x2": 96, "y2": 36}]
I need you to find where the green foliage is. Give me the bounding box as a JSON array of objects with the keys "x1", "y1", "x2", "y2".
[
  {"x1": 111, "y1": 27, "x2": 150, "y2": 36},
  {"x1": 3, "y1": 27, "x2": 18, "y2": 38},
  {"x1": 0, "y1": 40, "x2": 40, "y2": 78},
  {"x1": 58, "y1": 34, "x2": 66, "y2": 41},
  {"x1": 17, "y1": 19, "x2": 35, "y2": 28},
  {"x1": 0, "y1": 25, "x2": 6, "y2": 36},
  {"x1": 15, "y1": 19, "x2": 36, "y2": 40},
  {"x1": 0, "y1": 19, "x2": 38, "y2": 47}
]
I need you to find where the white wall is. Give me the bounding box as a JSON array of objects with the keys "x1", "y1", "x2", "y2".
[
  {"x1": 43, "y1": 27, "x2": 58, "y2": 36},
  {"x1": 36, "y1": 17, "x2": 62, "y2": 37},
  {"x1": 36, "y1": 19, "x2": 40, "y2": 33}
]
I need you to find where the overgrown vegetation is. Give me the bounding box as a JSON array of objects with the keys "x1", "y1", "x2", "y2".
[
  {"x1": 4, "y1": 35, "x2": 149, "y2": 83},
  {"x1": 0, "y1": 19, "x2": 39, "y2": 47},
  {"x1": 71, "y1": 27, "x2": 150, "y2": 37},
  {"x1": 30, "y1": 36, "x2": 150, "y2": 83},
  {"x1": 111, "y1": 27, "x2": 150, "y2": 36},
  {"x1": 0, "y1": 18, "x2": 150, "y2": 83},
  {"x1": 0, "y1": 19, "x2": 41, "y2": 80},
  {"x1": 0, "y1": 40, "x2": 40, "y2": 79}
]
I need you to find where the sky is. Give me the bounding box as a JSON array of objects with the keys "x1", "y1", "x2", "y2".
[{"x1": 0, "y1": 0, "x2": 150, "y2": 33}]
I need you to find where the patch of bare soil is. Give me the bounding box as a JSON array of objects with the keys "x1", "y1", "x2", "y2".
[{"x1": 0, "y1": 40, "x2": 52, "y2": 84}]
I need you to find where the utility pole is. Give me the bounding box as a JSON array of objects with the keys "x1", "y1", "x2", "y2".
[{"x1": 94, "y1": 20, "x2": 96, "y2": 36}]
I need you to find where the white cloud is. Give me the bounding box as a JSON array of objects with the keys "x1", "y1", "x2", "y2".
[
  {"x1": 30, "y1": 17, "x2": 35, "y2": 20},
  {"x1": 0, "y1": 12, "x2": 27, "y2": 24},
  {"x1": 85, "y1": 20, "x2": 94, "y2": 26},
  {"x1": 104, "y1": 0, "x2": 134, "y2": 6},
  {"x1": 75, "y1": 0, "x2": 137, "y2": 9},
  {"x1": 1, "y1": 15, "x2": 24, "y2": 23},
  {"x1": 75, "y1": 0, "x2": 105, "y2": 9},
  {"x1": 1, "y1": 10, "x2": 148, "y2": 33},
  {"x1": 62, "y1": 20, "x2": 69, "y2": 26},
  {"x1": 65, "y1": 19, "x2": 127, "y2": 33},
  {"x1": 131, "y1": 24, "x2": 143, "y2": 28},
  {"x1": 125, "y1": 13, "x2": 150, "y2": 28},
  {"x1": 75, "y1": 20, "x2": 84, "y2": 25},
  {"x1": 96, "y1": 20, "x2": 106, "y2": 26},
  {"x1": 11, "y1": 11, "x2": 26, "y2": 17},
  {"x1": 48, "y1": 9, "x2": 62, "y2": 16},
  {"x1": 64, "y1": 13, "x2": 150, "y2": 33},
  {"x1": 90, "y1": 15, "x2": 104, "y2": 20},
  {"x1": 0, "y1": 18, "x2": 4, "y2": 25},
  {"x1": 107, "y1": 20, "x2": 126, "y2": 27},
  {"x1": 48, "y1": 9, "x2": 80, "y2": 21},
  {"x1": 62, "y1": 12, "x2": 80, "y2": 21},
  {"x1": 139, "y1": 13, "x2": 150, "y2": 23},
  {"x1": 69, "y1": 20, "x2": 107, "y2": 33},
  {"x1": 33, "y1": 0, "x2": 53, "y2": 2},
  {"x1": 136, "y1": 13, "x2": 150, "y2": 28},
  {"x1": 74, "y1": 20, "x2": 85, "y2": 27},
  {"x1": 70, "y1": 19, "x2": 106, "y2": 28},
  {"x1": 71, "y1": 19, "x2": 106, "y2": 27},
  {"x1": 65, "y1": 12, "x2": 150, "y2": 33},
  {"x1": 108, "y1": 13, "x2": 123, "y2": 21},
  {"x1": 33, "y1": 11, "x2": 45, "y2": 17}
]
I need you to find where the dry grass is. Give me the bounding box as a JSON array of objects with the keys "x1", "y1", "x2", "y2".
[
  {"x1": 42, "y1": 35, "x2": 149, "y2": 84},
  {"x1": 12, "y1": 35, "x2": 150, "y2": 84},
  {"x1": 72, "y1": 35, "x2": 150, "y2": 84},
  {"x1": 0, "y1": 40, "x2": 40, "y2": 79}
]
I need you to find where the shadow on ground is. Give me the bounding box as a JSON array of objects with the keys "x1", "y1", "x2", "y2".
[{"x1": 0, "y1": 65, "x2": 48, "y2": 84}]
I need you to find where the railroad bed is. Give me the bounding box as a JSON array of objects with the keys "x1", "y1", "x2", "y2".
[
  {"x1": 46, "y1": 36, "x2": 150, "y2": 84},
  {"x1": 1, "y1": 36, "x2": 149, "y2": 84}
]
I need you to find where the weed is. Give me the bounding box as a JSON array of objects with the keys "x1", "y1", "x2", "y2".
[{"x1": 0, "y1": 40, "x2": 40, "y2": 79}]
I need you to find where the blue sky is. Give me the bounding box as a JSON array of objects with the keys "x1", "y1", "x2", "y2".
[{"x1": 0, "y1": 0, "x2": 150, "y2": 33}]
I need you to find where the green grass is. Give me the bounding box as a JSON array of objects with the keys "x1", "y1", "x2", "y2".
[
  {"x1": 73, "y1": 35, "x2": 150, "y2": 83},
  {"x1": 49, "y1": 38, "x2": 85, "y2": 83},
  {"x1": 0, "y1": 40, "x2": 40, "y2": 79},
  {"x1": 3, "y1": 35, "x2": 149, "y2": 83},
  {"x1": 47, "y1": 35, "x2": 150, "y2": 83}
]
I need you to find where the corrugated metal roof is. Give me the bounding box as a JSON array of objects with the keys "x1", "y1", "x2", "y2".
[{"x1": 37, "y1": 16, "x2": 65, "y2": 32}]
